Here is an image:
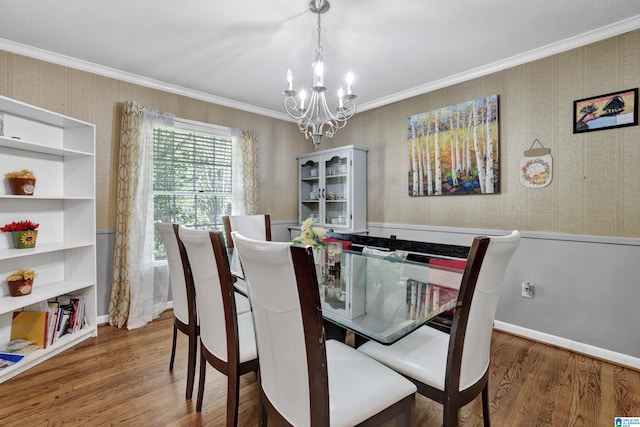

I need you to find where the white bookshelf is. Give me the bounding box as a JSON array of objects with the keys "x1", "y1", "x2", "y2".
[{"x1": 0, "y1": 96, "x2": 96, "y2": 383}]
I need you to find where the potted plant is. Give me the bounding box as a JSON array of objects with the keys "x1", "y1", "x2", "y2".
[
  {"x1": 5, "y1": 169, "x2": 36, "y2": 196},
  {"x1": 5, "y1": 269, "x2": 36, "y2": 296},
  {"x1": 1, "y1": 220, "x2": 39, "y2": 249}
]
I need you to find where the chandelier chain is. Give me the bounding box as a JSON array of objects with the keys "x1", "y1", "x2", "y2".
[{"x1": 315, "y1": 12, "x2": 323, "y2": 59}]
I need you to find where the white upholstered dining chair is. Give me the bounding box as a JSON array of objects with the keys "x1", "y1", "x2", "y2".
[
  {"x1": 358, "y1": 230, "x2": 521, "y2": 427},
  {"x1": 223, "y1": 214, "x2": 271, "y2": 295},
  {"x1": 155, "y1": 221, "x2": 199, "y2": 399},
  {"x1": 232, "y1": 232, "x2": 417, "y2": 427},
  {"x1": 178, "y1": 227, "x2": 258, "y2": 424}
]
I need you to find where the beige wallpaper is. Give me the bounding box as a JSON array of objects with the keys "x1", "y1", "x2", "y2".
[
  {"x1": 0, "y1": 51, "x2": 304, "y2": 228},
  {"x1": 0, "y1": 28, "x2": 639, "y2": 238},
  {"x1": 324, "y1": 29, "x2": 640, "y2": 238}
]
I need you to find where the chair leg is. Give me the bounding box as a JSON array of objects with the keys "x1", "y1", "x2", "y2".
[
  {"x1": 257, "y1": 372, "x2": 267, "y2": 427},
  {"x1": 395, "y1": 395, "x2": 413, "y2": 427},
  {"x1": 443, "y1": 402, "x2": 459, "y2": 427},
  {"x1": 186, "y1": 334, "x2": 198, "y2": 399},
  {"x1": 482, "y1": 382, "x2": 491, "y2": 427},
  {"x1": 226, "y1": 374, "x2": 240, "y2": 426},
  {"x1": 196, "y1": 350, "x2": 207, "y2": 412},
  {"x1": 169, "y1": 323, "x2": 177, "y2": 370},
  {"x1": 259, "y1": 390, "x2": 268, "y2": 427},
  {"x1": 185, "y1": 332, "x2": 197, "y2": 399}
]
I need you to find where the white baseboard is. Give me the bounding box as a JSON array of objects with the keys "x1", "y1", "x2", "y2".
[
  {"x1": 494, "y1": 320, "x2": 640, "y2": 371},
  {"x1": 96, "y1": 300, "x2": 174, "y2": 326}
]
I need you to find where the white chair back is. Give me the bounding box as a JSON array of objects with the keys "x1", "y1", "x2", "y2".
[
  {"x1": 232, "y1": 232, "x2": 311, "y2": 426},
  {"x1": 228, "y1": 215, "x2": 270, "y2": 241},
  {"x1": 459, "y1": 230, "x2": 521, "y2": 389},
  {"x1": 155, "y1": 222, "x2": 190, "y2": 326},
  {"x1": 225, "y1": 214, "x2": 271, "y2": 278},
  {"x1": 178, "y1": 226, "x2": 229, "y2": 362}
]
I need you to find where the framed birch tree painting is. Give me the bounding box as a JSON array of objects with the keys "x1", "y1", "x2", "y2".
[{"x1": 408, "y1": 95, "x2": 499, "y2": 196}]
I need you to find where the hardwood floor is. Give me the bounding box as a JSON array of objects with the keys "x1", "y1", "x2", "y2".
[{"x1": 1, "y1": 310, "x2": 638, "y2": 426}]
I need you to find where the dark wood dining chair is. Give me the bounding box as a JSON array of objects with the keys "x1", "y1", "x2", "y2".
[
  {"x1": 155, "y1": 221, "x2": 199, "y2": 399},
  {"x1": 223, "y1": 214, "x2": 271, "y2": 295},
  {"x1": 178, "y1": 227, "x2": 259, "y2": 425},
  {"x1": 358, "y1": 230, "x2": 521, "y2": 427},
  {"x1": 232, "y1": 231, "x2": 417, "y2": 427}
]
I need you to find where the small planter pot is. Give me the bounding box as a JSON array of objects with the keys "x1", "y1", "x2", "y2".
[
  {"x1": 9, "y1": 178, "x2": 36, "y2": 196},
  {"x1": 8, "y1": 279, "x2": 33, "y2": 296},
  {"x1": 11, "y1": 230, "x2": 38, "y2": 249}
]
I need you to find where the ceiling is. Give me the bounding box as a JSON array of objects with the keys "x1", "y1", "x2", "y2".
[{"x1": 1, "y1": 0, "x2": 640, "y2": 121}]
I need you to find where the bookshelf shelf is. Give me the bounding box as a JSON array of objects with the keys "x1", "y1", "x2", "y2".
[
  {"x1": 0, "y1": 325, "x2": 96, "y2": 380},
  {"x1": 0, "y1": 95, "x2": 96, "y2": 384},
  {"x1": 0, "y1": 281, "x2": 93, "y2": 314}
]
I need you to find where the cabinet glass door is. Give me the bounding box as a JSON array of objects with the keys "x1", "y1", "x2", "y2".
[
  {"x1": 323, "y1": 154, "x2": 349, "y2": 229},
  {"x1": 299, "y1": 159, "x2": 320, "y2": 223}
]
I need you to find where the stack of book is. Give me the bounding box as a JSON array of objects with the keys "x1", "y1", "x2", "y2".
[
  {"x1": 406, "y1": 279, "x2": 455, "y2": 321},
  {"x1": 46, "y1": 294, "x2": 87, "y2": 346},
  {"x1": 8, "y1": 294, "x2": 87, "y2": 352},
  {"x1": 406, "y1": 279, "x2": 433, "y2": 320}
]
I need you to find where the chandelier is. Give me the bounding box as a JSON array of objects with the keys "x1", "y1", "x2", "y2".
[{"x1": 283, "y1": 0, "x2": 357, "y2": 150}]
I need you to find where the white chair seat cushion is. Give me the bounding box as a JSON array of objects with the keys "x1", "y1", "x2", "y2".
[
  {"x1": 234, "y1": 291, "x2": 251, "y2": 314},
  {"x1": 326, "y1": 339, "x2": 416, "y2": 427},
  {"x1": 358, "y1": 325, "x2": 449, "y2": 391},
  {"x1": 237, "y1": 311, "x2": 258, "y2": 363}
]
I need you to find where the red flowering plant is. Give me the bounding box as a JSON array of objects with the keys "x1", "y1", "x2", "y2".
[{"x1": 1, "y1": 220, "x2": 40, "y2": 232}]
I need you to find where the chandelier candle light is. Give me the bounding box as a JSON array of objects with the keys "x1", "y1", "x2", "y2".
[{"x1": 283, "y1": 0, "x2": 357, "y2": 149}]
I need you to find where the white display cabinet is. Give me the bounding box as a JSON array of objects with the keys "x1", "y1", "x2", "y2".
[
  {"x1": 297, "y1": 145, "x2": 367, "y2": 234},
  {"x1": 0, "y1": 96, "x2": 96, "y2": 383}
]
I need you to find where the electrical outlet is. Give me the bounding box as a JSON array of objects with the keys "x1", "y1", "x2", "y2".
[{"x1": 522, "y1": 281, "x2": 534, "y2": 298}]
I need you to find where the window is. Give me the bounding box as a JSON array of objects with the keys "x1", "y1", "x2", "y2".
[{"x1": 153, "y1": 119, "x2": 233, "y2": 259}]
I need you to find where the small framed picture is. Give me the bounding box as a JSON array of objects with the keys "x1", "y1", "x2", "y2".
[{"x1": 573, "y1": 88, "x2": 638, "y2": 133}]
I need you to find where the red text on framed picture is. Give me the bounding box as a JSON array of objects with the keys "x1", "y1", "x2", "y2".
[{"x1": 573, "y1": 88, "x2": 638, "y2": 133}]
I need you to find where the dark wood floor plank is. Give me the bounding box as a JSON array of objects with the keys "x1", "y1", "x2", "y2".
[
  {"x1": 1, "y1": 311, "x2": 638, "y2": 426},
  {"x1": 613, "y1": 364, "x2": 640, "y2": 417}
]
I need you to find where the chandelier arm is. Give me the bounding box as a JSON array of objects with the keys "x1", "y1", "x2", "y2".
[
  {"x1": 316, "y1": 91, "x2": 342, "y2": 136},
  {"x1": 283, "y1": 95, "x2": 308, "y2": 120}
]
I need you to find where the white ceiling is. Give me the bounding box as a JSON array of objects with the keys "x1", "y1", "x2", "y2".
[{"x1": 1, "y1": 0, "x2": 640, "y2": 121}]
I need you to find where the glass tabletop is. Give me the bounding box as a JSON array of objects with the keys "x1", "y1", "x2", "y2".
[{"x1": 317, "y1": 245, "x2": 463, "y2": 344}]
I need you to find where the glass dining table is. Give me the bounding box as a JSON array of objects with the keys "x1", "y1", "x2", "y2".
[{"x1": 317, "y1": 244, "x2": 464, "y2": 345}]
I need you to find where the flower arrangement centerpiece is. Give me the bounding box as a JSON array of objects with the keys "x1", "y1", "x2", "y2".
[
  {"x1": 292, "y1": 217, "x2": 328, "y2": 281},
  {"x1": 5, "y1": 169, "x2": 36, "y2": 196},
  {"x1": 292, "y1": 217, "x2": 327, "y2": 250},
  {"x1": 1, "y1": 220, "x2": 39, "y2": 249},
  {"x1": 5, "y1": 269, "x2": 36, "y2": 296}
]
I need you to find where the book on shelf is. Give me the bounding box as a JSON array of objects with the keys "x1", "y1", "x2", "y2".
[
  {"x1": 46, "y1": 301, "x2": 59, "y2": 347},
  {"x1": 408, "y1": 279, "x2": 417, "y2": 320},
  {"x1": 11, "y1": 311, "x2": 49, "y2": 349},
  {"x1": 406, "y1": 279, "x2": 430, "y2": 320},
  {"x1": 45, "y1": 294, "x2": 87, "y2": 345},
  {"x1": 55, "y1": 311, "x2": 71, "y2": 341},
  {"x1": 0, "y1": 352, "x2": 25, "y2": 370}
]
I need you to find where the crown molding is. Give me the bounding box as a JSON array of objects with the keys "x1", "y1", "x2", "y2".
[{"x1": 0, "y1": 38, "x2": 292, "y2": 122}]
